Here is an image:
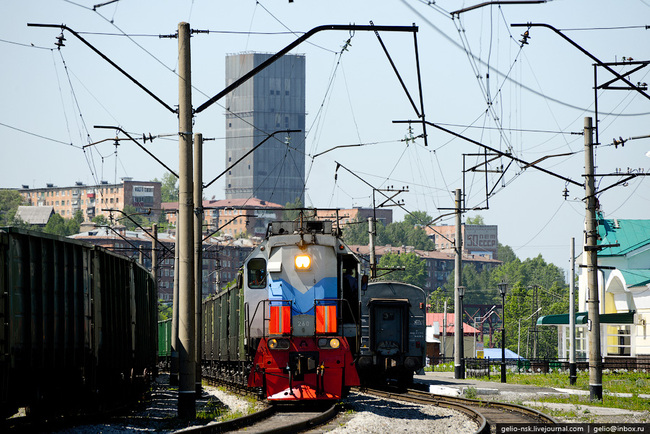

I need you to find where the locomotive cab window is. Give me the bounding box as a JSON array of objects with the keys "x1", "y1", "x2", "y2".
[{"x1": 247, "y1": 258, "x2": 267, "y2": 289}]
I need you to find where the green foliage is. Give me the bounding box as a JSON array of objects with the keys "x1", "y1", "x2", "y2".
[
  {"x1": 158, "y1": 301, "x2": 172, "y2": 321},
  {"x1": 443, "y1": 251, "x2": 568, "y2": 359},
  {"x1": 466, "y1": 214, "x2": 485, "y2": 225},
  {"x1": 497, "y1": 243, "x2": 518, "y2": 263},
  {"x1": 380, "y1": 220, "x2": 435, "y2": 250},
  {"x1": 43, "y1": 212, "x2": 83, "y2": 236},
  {"x1": 92, "y1": 214, "x2": 109, "y2": 226},
  {"x1": 404, "y1": 211, "x2": 433, "y2": 226},
  {"x1": 428, "y1": 286, "x2": 453, "y2": 313},
  {"x1": 155, "y1": 173, "x2": 179, "y2": 203},
  {"x1": 283, "y1": 197, "x2": 303, "y2": 221},
  {"x1": 342, "y1": 216, "x2": 373, "y2": 245},
  {"x1": 483, "y1": 370, "x2": 650, "y2": 413},
  {"x1": 342, "y1": 214, "x2": 435, "y2": 251},
  {"x1": 377, "y1": 252, "x2": 427, "y2": 287},
  {"x1": 120, "y1": 204, "x2": 153, "y2": 231},
  {"x1": 0, "y1": 190, "x2": 25, "y2": 225}
]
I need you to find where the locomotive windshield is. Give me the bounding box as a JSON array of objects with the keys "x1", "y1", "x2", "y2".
[{"x1": 248, "y1": 258, "x2": 267, "y2": 289}]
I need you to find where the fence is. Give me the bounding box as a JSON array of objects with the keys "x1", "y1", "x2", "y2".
[{"x1": 427, "y1": 356, "x2": 650, "y2": 377}]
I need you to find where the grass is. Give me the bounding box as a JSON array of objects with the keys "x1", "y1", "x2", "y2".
[
  {"x1": 473, "y1": 368, "x2": 650, "y2": 413},
  {"x1": 425, "y1": 362, "x2": 454, "y2": 372}
]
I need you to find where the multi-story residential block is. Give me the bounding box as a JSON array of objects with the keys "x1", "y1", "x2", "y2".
[
  {"x1": 70, "y1": 226, "x2": 255, "y2": 301},
  {"x1": 162, "y1": 197, "x2": 282, "y2": 238},
  {"x1": 348, "y1": 244, "x2": 502, "y2": 293},
  {"x1": 313, "y1": 207, "x2": 393, "y2": 229},
  {"x1": 17, "y1": 178, "x2": 161, "y2": 222},
  {"x1": 225, "y1": 52, "x2": 306, "y2": 206}
]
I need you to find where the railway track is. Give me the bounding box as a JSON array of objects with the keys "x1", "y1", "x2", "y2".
[
  {"x1": 179, "y1": 403, "x2": 339, "y2": 434},
  {"x1": 356, "y1": 387, "x2": 557, "y2": 434}
]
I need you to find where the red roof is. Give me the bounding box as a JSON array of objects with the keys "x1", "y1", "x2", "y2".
[
  {"x1": 427, "y1": 312, "x2": 479, "y2": 335},
  {"x1": 161, "y1": 197, "x2": 282, "y2": 211}
]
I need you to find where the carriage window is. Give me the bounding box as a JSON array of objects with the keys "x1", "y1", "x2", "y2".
[{"x1": 247, "y1": 258, "x2": 267, "y2": 289}]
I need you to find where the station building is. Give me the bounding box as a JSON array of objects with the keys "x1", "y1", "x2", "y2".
[{"x1": 537, "y1": 214, "x2": 650, "y2": 367}]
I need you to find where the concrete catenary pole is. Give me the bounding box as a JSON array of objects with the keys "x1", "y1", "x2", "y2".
[
  {"x1": 584, "y1": 116, "x2": 602, "y2": 401},
  {"x1": 177, "y1": 21, "x2": 196, "y2": 418},
  {"x1": 152, "y1": 223, "x2": 158, "y2": 292},
  {"x1": 152, "y1": 223, "x2": 159, "y2": 363},
  {"x1": 442, "y1": 300, "x2": 447, "y2": 359},
  {"x1": 171, "y1": 220, "x2": 179, "y2": 385},
  {"x1": 194, "y1": 133, "x2": 203, "y2": 396},
  {"x1": 569, "y1": 237, "x2": 577, "y2": 385},
  {"x1": 368, "y1": 217, "x2": 376, "y2": 278},
  {"x1": 454, "y1": 188, "x2": 464, "y2": 379}
]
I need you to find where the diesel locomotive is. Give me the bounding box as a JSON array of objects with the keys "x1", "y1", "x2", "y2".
[{"x1": 202, "y1": 220, "x2": 361, "y2": 401}]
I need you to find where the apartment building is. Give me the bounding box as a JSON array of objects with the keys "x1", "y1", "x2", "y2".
[
  {"x1": 17, "y1": 178, "x2": 161, "y2": 222},
  {"x1": 313, "y1": 207, "x2": 393, "y2": 229},
  {"x1": 163, "y1": 197, "x2": 282, "y2": 238},
  {"x1": 349, "y1": 244, "x2": 502, "y2": 293}
]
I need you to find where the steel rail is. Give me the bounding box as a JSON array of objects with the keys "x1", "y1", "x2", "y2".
[
  {"x1": 407, "y1": 388, "x2": 557, "y2": 424},
  {"x1": 357, "y1": 387, "x2": 488, "y2": 433}
]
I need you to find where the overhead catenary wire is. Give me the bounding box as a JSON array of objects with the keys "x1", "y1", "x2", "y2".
[{"x1": 399, "y1": 0, "x2": 650, "y2": 117}]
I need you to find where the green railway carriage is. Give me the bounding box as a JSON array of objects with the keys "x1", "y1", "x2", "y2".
[{"x1": 202, "y1": 280, "x2": 246, "y2": 384}]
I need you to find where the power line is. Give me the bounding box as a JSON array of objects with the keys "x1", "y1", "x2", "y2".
[
  {"x1": 399, "y1": 0, "x2": 650, "y2": 117},
  {"x1": 0, "y1": 122, "x2": 81, "y2": 148}
]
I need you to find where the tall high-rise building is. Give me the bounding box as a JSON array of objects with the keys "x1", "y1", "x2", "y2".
[{"x1": 225, "y1": 53, "x2": 306, "y2": 206}]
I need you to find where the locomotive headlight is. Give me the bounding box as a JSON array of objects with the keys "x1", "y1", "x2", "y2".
[
  {"x1": 294, "y1": 254, "x2": 312, "y2": 270},
  {"x1": 268, "y1": 338, "x2": 290, "y2": 350},
  {"x1": 317, "y1": 338, "x2": 340, "y2": 349}
]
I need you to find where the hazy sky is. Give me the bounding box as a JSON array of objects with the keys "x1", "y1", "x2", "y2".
[{"x1": 2, "y1": 0, "x2": 649, "y2": 273}]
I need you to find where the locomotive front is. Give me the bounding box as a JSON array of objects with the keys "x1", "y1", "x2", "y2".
[{"x1": 244, "y1": 220, "x2": 361, "y2": 401}]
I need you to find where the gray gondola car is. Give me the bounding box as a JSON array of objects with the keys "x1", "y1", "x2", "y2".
[
  {"x1": 357, "y1": 281, "x2": 426, "y2": 386},
  {"x1": 0, "y1": 227, "x2": 156, "y2": 419}
]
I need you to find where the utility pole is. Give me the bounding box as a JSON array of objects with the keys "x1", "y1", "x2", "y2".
[
  {"x1": 152, "y1": 223, "x2": 159, "y2": 378},
  {"x1": 171, "y1": 221, "x2": 179, "y2": 385},
  {"x1": 152, "y1": 223, "x2": 158, "y2": 284},
  {"x1": 442, "y1": 300, "x2": 447, "y2": 359},
  {"x1": 368, "y1": 217, "x2": 376, "y2": 278},
  {"x1": 569, "y1": 237, "x2": 577, "y2": 385},
  {"x1": 177, "y1": 22, "x2": 195, "y2": 418},
  {"x1": 584, "y1": 116, "x2": 602, "y2": 401},
  {"x1": 194, "y1": 133, "x2": 203, "y2": 397},
  {"x1": 454, "y1": 188, "x2": 464, "y2": 379}
]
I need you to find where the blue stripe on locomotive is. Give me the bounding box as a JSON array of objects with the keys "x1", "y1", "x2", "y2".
[{"x1": 268, "y1": 277, "x2": 337, "y2": 315}]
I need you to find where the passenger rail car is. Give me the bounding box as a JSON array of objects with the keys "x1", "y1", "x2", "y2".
[
  {"x1": 0, "y1": 227, "x2": 157, "y2": 419},
  {"x1": 203, "y1": 220, "x2": 361, "y2": 401},
  {"x1": 358, "y1": 281, "x2": 426, "y2": 386}
]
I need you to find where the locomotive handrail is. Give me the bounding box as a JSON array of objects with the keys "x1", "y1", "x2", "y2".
[{"x1": 250, "y1": 298, "x2": 295, "y2": 339}]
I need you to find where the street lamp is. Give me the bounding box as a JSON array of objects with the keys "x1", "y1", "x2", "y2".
[
  {"x1": 498, "y1": 281, "x2": 508, "y2": 383},
  {"x1": 458, "y1": 286, "x2": 466, "y2": 379}
]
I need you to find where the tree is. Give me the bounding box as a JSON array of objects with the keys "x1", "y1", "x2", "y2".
[
  {"x1": 158, "y1": 301, "x2": 173, "y2": 321},
  {"x1": 342, "y1": 217, "x2": 373, "y2": 245},
  {"x1": 466, "y1": 214, "x2": 485, "y2": 225},
  {"x1": 404, "y1": 211, "x2": 432, "y2": 226},
  {"x1": 0, "y1": 190, "x2": 25, "y2": 225},
  {"x1": 92, "y1": 214, "x2": 109, "y2": 226},
  {"x1": 497, "y1": 243, "x2": 518, "y2": 264},
  {"x1": 377, "y1": 252, "x2": 427, "y2": 287},
  {"x1": 428, "y1": 286, "x2": 453, "y2": 313},
  {"x1": 342, "y1": 214, "x2": 434, "y2": 250},
  {"x1": 155, "y1": 173, "x2": 178, "y2": 202}
]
